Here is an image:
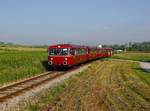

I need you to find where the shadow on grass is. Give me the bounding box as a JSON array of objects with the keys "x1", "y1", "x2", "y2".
[{"x1": 41, "y1": 60, "x2": 50, "y2": 71}]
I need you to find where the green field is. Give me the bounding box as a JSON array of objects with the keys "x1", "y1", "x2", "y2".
[
  {"x1": 1, "y1": 49, "x2": 149, "y2": 87},
  {"x1": 26, "y1": 59, "x2": 150, "y2": 111},
  {"x1": 112, "y1": 52, "x2": 150, "y2": 62},
  {"x1": 0, "y1": 46, "x2": 150, "y2": 111},
  {"x1": 0, "y1": 49, "x2": 47, "y2": 86}
]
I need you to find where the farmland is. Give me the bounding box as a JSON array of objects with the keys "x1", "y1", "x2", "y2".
[
  {"x1": 25, "y1": 59, "x2": 150, "y2": 111},
  {"x1": 0, "y1": 46, "x2": 47, "y2": 86},
  {"x1": 112, "y1": 52, "x2": 150, "y2": 62},
  {"x1": 0, "y1": 45, "x2": 150, "y2": 111},
  {"x1": 0, "y1": 45, "x2": 46, "y2": 51}
]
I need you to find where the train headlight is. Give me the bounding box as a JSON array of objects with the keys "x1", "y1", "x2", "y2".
[
  {"x1": 48, "y1": 61, "x2": 53, "y2": 65},
  {"x1": 65, "y1": 58, "x2": 68, "y2": 60},
  {"x1": 63, "y1": 61, "x2": 67, "y2": 65},
  {"x1": 50, "y1": 58, "x2": 53, "y2": 60}
]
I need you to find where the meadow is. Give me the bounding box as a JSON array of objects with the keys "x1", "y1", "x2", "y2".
[
  {"x1": 26, "y1": 59, "x2": 150, "y2": 111},
  {"x1": 112, "y1": 52, "x2": 150, "y2": 62},
  {"x1": 0, "y1": 46, "x2": 47, "y2": 86}
]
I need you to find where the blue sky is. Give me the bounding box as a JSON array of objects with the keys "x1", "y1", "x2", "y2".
[{"x1": 0, "y1": 0, "x2": 150, "y2": 45}]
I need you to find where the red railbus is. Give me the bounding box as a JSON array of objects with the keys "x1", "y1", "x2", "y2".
[{"x1": 48, "y1": 44, "x2": 112, "y2": 69}]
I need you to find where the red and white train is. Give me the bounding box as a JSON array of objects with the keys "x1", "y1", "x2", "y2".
[{"x1": 48, "y1": 44, "x2": 112, "y2": 69}]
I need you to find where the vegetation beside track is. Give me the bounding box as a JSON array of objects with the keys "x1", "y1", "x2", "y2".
[
  {"x1": 112, "y1": 52, "x2": 150, "y2": 62},
  {"x1": 25, "y1": 59, "x2": 150, "y2": 111},
  {"x1": 0, "y1": 49, "x2": 47, "y2": 86}
]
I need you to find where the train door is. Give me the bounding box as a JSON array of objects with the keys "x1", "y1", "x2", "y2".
[{"x1": 74, "y1": 48, "x2": 81, "y2": 64}]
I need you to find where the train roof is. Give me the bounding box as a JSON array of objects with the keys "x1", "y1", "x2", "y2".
[
  {"x1": 48, "y1": 44, "x2": 113, "y2": 50},
  {"x1": 99, "y1": 48, "x2": 113, "y2": 50},
  {"x1": 48, "y1": 44, "x2": 88, "y2": 49}
]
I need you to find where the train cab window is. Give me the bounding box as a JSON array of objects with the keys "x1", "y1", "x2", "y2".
[
  {"x1": 62, "y1": 48, "x2": 69, "y2": 55},
  {"x1": 49, "y1": 48, "x2": 69, "y2": 56}
]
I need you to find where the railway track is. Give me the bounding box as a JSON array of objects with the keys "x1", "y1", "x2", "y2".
[{"x1": 0, "y1": 71, "x2": 66, "y2": 102}]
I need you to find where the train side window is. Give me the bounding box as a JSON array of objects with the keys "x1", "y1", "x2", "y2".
[
  {"x1": 81, "y1": 48, "x2": 87, "y2": 55},
  {"x1": 70, "y1": 49, "x2": 75, "y2": 55},
  {"x1": 81, "y1": 48, "x2": 84, "y2": 54},
  {"x1": 76, "y1": 49, "x2": 79, "y2": 55},
  {"x1": 74, "y1": 48, "x2": 88, "y2": 55}
]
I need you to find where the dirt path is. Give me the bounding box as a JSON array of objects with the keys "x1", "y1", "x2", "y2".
[{"x1": 140, "y1": 62, "x2": 150, "y2": 72}]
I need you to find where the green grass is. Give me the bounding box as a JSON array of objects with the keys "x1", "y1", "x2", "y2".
[
  {"x1": 112, "y1": 52, "x2": 150, "y2": 62},
  {"x1": 25, "y1": 59, "x2": 150, "y2": 111},
  {"x1": 26, "y1": 77, "x2": 74, "y2": 111},
  {"x1": 0, "y1": 50, "x2": 47, "y2": 86}
]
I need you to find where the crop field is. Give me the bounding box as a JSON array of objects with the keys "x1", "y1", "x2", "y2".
[
  {"x1": 0, "y1": 48, "x2": 47, "y2": 86},
  {"x1": 0, "y1": 45, "x2": 46, "y2": 51},
  {"x1": 26, "y1": 59, "x2": 150, "y2": 111},
  {"x1": 112, "y1": 52, "x2": 150, "y2": 62}
]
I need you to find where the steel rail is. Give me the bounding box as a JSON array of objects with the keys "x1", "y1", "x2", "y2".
[
  {"x1": 0, "y1": 71, "x2": 65, "y2": 102},
  {"x1": 0, "y1": 62, "x2": 89, "y2": 102}
]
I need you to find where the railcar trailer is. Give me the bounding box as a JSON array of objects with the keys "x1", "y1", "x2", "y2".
[{"x1": 48, "y1": 44, "x2": 112, "y2": 69}]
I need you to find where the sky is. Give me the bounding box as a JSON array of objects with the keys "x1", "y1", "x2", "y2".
[{"x1": 0, "y1": 0, "x2": 150, "y2": 45}]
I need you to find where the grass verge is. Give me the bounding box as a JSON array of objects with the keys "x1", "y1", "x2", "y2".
[
  {"x1": 25, "y1": 59, "x2": 150, "y2": 111},
  {"x1": 0, "y1": 50, "x2": 47, "y2": 86},
  {"x1": 26, "y1": 73, "x2": 83, "y2": 111},
  {"x1": 112, "y1": 52, "x2": 150, "y2": 62}
]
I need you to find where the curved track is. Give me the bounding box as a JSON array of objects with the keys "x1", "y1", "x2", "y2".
[{"x1": 0, "y1": 71, "x2": 66, "y2": 102}]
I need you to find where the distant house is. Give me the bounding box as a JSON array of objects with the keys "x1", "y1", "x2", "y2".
[
  {"x1": 116, "y1": 49, "x2": 123, "y2": 53},
  {"x1": 97, "y1": 44, "x2": 102, "y2": 48}
]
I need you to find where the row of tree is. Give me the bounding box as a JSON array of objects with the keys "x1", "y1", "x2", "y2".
[
  {"x1": 0, "y1": 41, "x2": 48, "y2": 48},
  {"x1": 1, "y1": 41, "x2": 150, "y2": 51},
  {"x1": 103, "y1": 41, "x2": 150, "y2": 51}
]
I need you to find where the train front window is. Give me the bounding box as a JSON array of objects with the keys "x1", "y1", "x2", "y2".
[{"x1": 49, "y1": 48, "x2": 69, "y2": 56}]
